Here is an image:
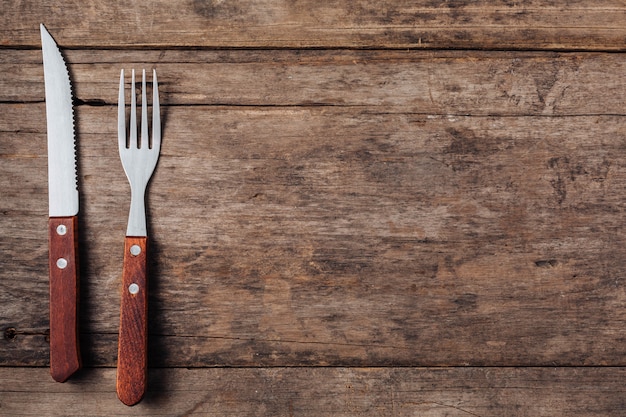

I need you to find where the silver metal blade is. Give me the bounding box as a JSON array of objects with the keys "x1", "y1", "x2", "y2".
[{"x1": 41, "y1": 24, "x2": 78, "y2": 217}]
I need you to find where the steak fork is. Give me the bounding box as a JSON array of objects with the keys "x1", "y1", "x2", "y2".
[{"x1": 116, "y1": 69, "x2": 160, "y2": 406}]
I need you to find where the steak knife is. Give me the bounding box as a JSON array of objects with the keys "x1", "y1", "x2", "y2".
[{"x1": 40, "y1": 24, "x2": 81, "y2": 382}]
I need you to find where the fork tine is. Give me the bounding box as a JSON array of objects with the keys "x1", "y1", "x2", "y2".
[
  {"x1": 130, "y1": 69, "x2": 137, "y2": 149},
  {"x1": 152, "y1": 69, "x2": 160, "y2": 151},
  {"x1": 118, "y1": 69, "x2": 126, "y2": 151},
  {"x1": 141, "y1": 69, "x2": 148, "y2": 149}
]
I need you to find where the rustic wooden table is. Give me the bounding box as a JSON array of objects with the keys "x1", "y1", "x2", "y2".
[{"x1": 2, "y1": 1, "x2": 626, "y2": 415}]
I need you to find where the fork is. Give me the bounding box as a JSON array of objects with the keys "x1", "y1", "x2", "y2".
[{"x1": 116, "y1": 68, "x2": 160, "y2": 406}]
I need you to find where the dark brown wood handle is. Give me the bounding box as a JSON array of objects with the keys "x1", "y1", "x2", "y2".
[
  {"x1": 48, "y1": 216, "x2": 81, "y2": 382},
  {"x1": 116, "y1": 236, "x2": 148, "y2": 406}
]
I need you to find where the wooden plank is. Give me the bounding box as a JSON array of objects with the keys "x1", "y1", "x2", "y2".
[
  {"x1": 0, "y1": 367, "x2": 625, "y2": 416},
  {"x1": 3, "y1": 50, "x2": 626, "y2": 116},
  {"x1": 3, "y1": 103, "x2": 626, "y2": 366},
  {"x1": 2, "y1": 1, "x2": 626, "y2": 50}
]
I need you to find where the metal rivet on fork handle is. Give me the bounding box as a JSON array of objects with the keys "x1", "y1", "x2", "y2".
[{"x1": 56, "y1": 258, "x2": 68, "y2": 269}]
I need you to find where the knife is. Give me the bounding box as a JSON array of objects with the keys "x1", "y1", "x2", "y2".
[{"x1": 40, "y1": 23, "x2": 81, "y2": 382}]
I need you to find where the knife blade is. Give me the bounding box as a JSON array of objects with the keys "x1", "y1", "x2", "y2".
[{"x1": 40, "y1": 23, "x2": 81, "y2": 382}]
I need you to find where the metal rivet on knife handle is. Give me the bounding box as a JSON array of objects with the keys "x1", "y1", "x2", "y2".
[
  {"x1": 128, "y1": 283, "x2": 140, "y2": 294},
  {"x1": 130, "y1": 245, "x2": 142, "y2": 256}
]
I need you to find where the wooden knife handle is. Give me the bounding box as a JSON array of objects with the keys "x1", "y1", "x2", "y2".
[
  {"x1": 48, "y1": 216, "x2": 81, "y2": 382},
  {"x1": 116, "y1": 236, "x2": 148, "y2": 406}
]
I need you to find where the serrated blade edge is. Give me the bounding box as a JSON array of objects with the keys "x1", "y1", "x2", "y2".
[{"x1": 41, "y1": 24, "x2": 78, "y2": 217}]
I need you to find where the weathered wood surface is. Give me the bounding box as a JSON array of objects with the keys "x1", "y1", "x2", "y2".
[
  {"x1": 2, "y1": 1, "x2": 626, "y2": 50},
  {"x1": 3, "y1": 0, "x2": 626, "y2": 414},
  {"x1": 3, "y1": 56, "x2": 626, "y2": 367},
  {"x1": 3, "y1": 50, "x2": 626, "y2": 115},
  {"x1": 1, "y1": 367, "x2": 625, "y2": 416}
]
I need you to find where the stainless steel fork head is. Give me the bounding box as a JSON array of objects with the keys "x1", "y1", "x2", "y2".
[{"x1": 118, "y1": 69, "x2": 161, "y2": 237}]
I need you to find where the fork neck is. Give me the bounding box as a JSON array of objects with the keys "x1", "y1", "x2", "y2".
[{"x1": 126, "y1": 186, "x2": 147, "y2": 237}]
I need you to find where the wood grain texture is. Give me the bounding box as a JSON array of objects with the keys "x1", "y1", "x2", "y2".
[
  {"x1": 1, "y1": 367, "x2": 626, "y2": 416},
  {"x1": 48, "y1": 216, "x2": 81, "y2": 382},
  {"x1": 3, "y1": 102, "x2": 626, "y2": 367},
  {"x1": 3, "y1": 2, "x2": 626, "y2": 413},
  {"x1": 4, "y1": 50, "x2": 626, "y2": 116},
  {"x1": 117, "y1": 236, "x2": 148, "y2": 406},
  {"x1": 1, "y1": 1, "x2": 626, "y2": 50}
]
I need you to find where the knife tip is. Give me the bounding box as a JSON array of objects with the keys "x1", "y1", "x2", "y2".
[{"x1": 40, "y1": 23, "x2": 51, "y2": 41}]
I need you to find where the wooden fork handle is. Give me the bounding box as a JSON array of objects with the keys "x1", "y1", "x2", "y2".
[
  {"x1": 48, "y1": 216, "x2": 81, "y2": 382},
  {"x1": 116, "y1": 236, "x2": 148, "y2": 406}
]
